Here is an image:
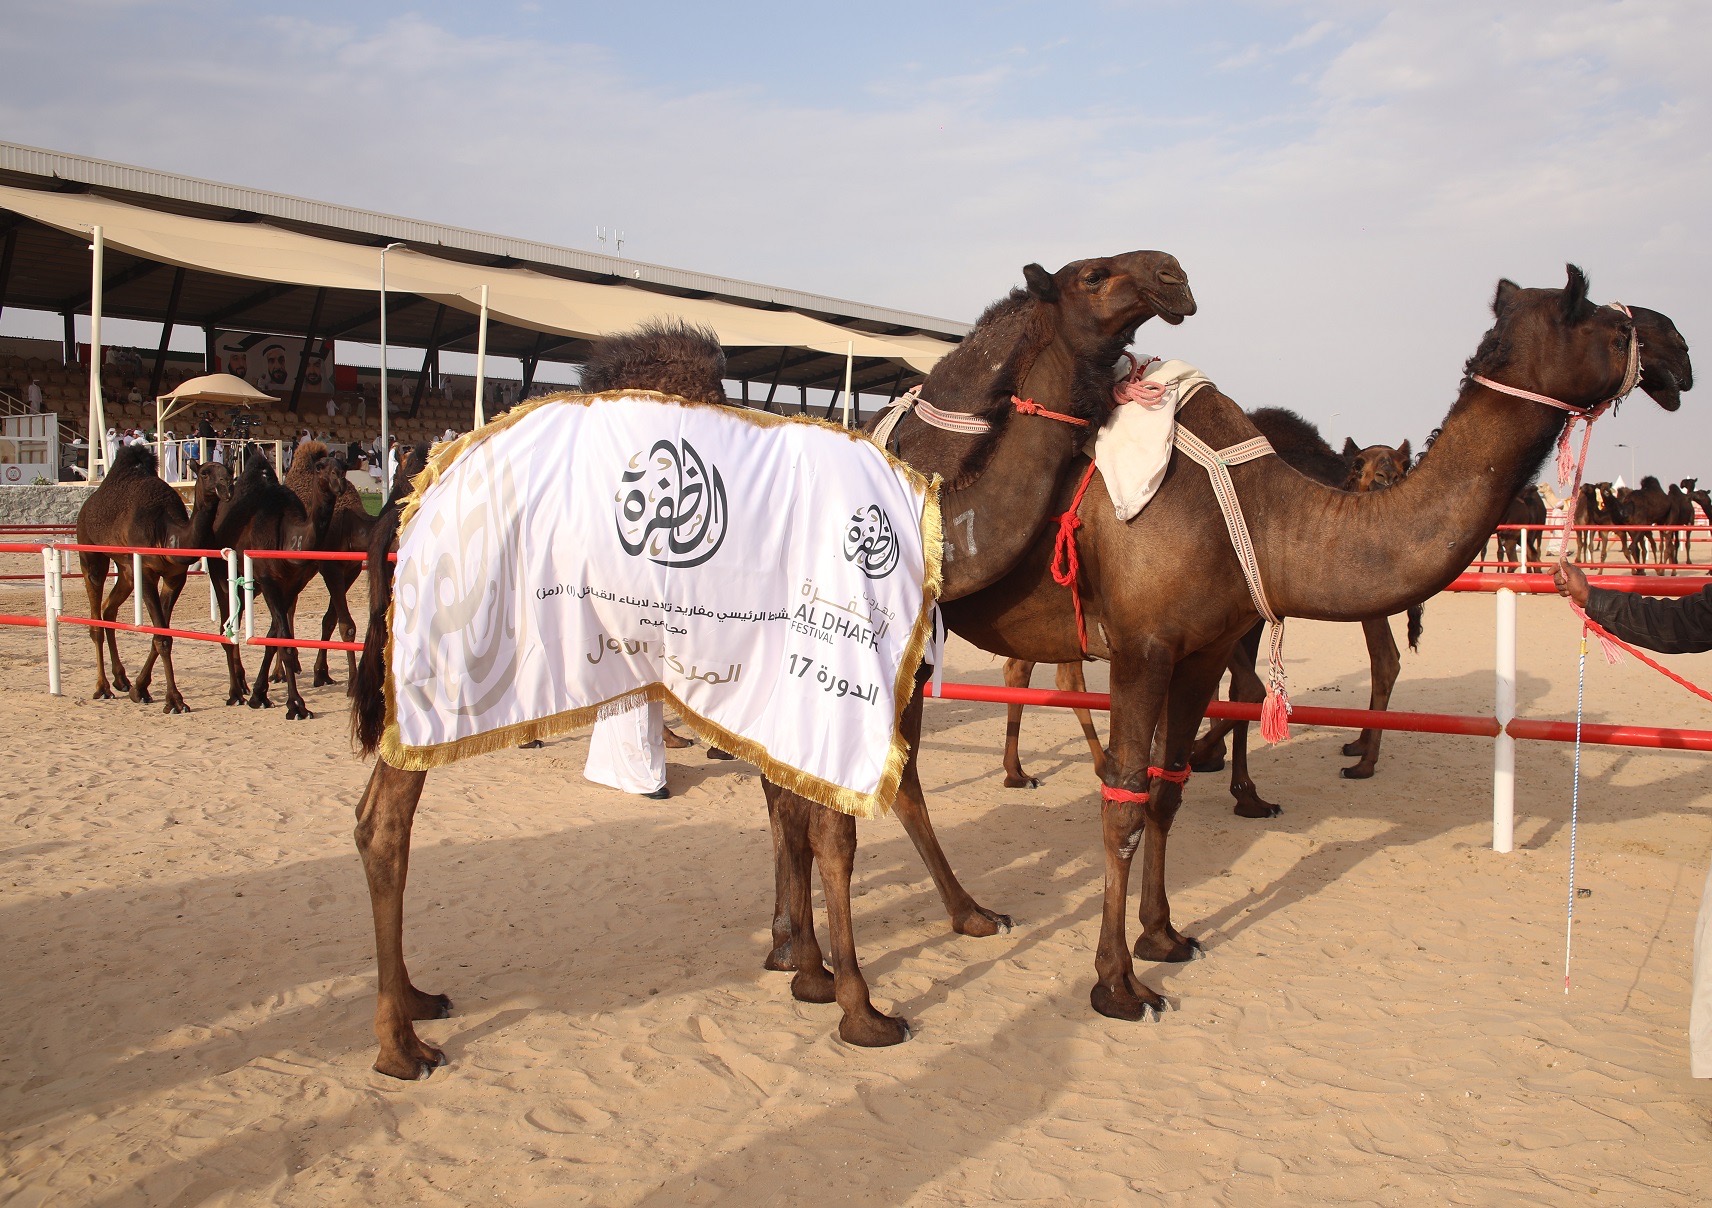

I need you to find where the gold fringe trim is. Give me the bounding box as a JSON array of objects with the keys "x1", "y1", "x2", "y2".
[{"x1": 378, "y1": 390, "x2": 945, "y2": 821}]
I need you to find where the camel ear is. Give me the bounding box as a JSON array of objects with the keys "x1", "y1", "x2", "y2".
[
  {"x1": 1492, "y1": 278, "x2": 1520, "y2": 315},
  {"x1": 1023, "y1": 263, "x2": 1059, "y2": 302},
  {"x1": 1396, "y1": 439, "x2": 1411, "y2": 463},
  {"x1": 1561, "y1": 264, "x2": 1590, "y2": 321},
  {"x1": 1340, "y1": 437, "x2": 1359, "y2": 458}
]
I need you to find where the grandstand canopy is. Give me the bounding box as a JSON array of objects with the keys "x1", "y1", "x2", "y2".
[{"x1": 0, "y1": 142, "x2": 967, "y2": 402}]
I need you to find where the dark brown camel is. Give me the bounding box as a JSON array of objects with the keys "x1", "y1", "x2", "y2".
[
  {"x1": 271, "y1": 442, "x2": 373, "y2": 687},
  {"x1": 1685, "y1": 480, "x2": 1710, "y2": 565},
  {"x1": 1620, "y1": 476, "x2": 1673, "y2": 570},
  {"x1": 1575, "y1": 482, "x2": 1622, "y2": 563},
  {"x1": 74, "y1": 446, "x2": 233, "y2": 712},
  {"x1": 770, "y1": 266, "x2": 1682, "y2": 1038},
  {"x1": 217, "y1": 450, "x2": 343, "y2": 719},
  {"x1": 346, "y1": 251, "x2": 1197, "y2": 1074},
  {"x1": 1493, "y1": 485, "x2": 1548, "y2": 571},
  {"x1": 1005, "y1": 414, "x2": 1423, "y2": 802},
  {"x1": 1665, "y1": 482, "x2": 1694, "y2": 568}
]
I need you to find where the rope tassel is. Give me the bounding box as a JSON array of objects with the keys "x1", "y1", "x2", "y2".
[{"x1": 1259, "y1": 620, "x2": 1292, "y2": 742}]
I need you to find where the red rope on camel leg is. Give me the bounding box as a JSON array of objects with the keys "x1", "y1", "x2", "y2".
[
  {"x1": 1052, "y1": 461, "x2": 1100, "y2": 653},
  {"x1": 1148, "y1": 765, "x2": 1191, "y2": 785},
  {"x1": 1100, "y1": 783, "x2": 1150, "y2": 806}
]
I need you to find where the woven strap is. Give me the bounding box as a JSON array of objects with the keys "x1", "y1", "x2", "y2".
[
  {"x1": 1100, "y1": 783, "x2": 1150, "y2": 806},
  {"x1": 870, "y1": 386, "x2": 994, "y2": 450}
]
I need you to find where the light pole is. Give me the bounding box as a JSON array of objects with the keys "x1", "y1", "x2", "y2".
[
  {"x1": 379, "y1": 241, "x2": 405, "y2": 470},
  {"x1": 1616, "y1": 442, "x2": 1635, "y2": 487}
]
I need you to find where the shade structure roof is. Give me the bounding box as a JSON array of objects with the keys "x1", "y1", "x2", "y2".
[
  {"x1": 0, "y1": 142, "x2": 968, "y2": 399},
  {"x1": 158, "y1": 372, "x2": 277, "y2": 407}
]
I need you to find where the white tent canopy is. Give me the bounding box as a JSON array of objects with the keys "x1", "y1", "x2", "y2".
[
  {"x1": 155, "y1": 372, "x2": 278, "y2": 434},
  {"x1": 0, "y1": 184, "x2": 954, "y2": 372}
]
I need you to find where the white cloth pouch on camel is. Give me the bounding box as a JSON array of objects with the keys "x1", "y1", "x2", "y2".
[
  {"x1": 381, "y1": 390, "x2": 943, "y2": 819},
  {"x1": 1091, "y1": 356, "x2": 1214, "y2": 522}
]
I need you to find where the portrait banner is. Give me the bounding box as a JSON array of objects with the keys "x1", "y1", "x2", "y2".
[{"x1": 381, "y1": 391, "x2": 943, "y2": 819}]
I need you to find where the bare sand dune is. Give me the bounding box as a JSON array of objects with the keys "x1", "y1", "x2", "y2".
[{"x1": 1, "y1": 576, "x2": 1709, "y2": 1204}]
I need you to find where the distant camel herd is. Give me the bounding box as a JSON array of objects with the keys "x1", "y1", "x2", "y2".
[{"x1": 68, "y1": 253, "x2": 1695, "y2": 1078}]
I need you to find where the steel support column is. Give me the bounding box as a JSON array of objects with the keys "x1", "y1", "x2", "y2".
[
  {"x1": 287, "y1": 288, "x2": 327, "y2": 415},
  {"x1": 148, "y1": 268, "x2": 186, "y2": 400}
]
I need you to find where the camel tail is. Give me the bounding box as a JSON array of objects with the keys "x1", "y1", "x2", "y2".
[
  {"x1": 1406, "y1": 603, "x2": 1425, "y2": 652},
  {"x1": 350, "y1": 514, "x2": 396, "y2": 757}
]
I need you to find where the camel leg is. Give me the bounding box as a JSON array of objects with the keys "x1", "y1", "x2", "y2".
[
  {"x1": 81, "y1": 554, "x2": 118, "y2": 699},
  {"x1": 1000, "y1": 659, "x2": 1039, "y2": 787},
  {"x1": 354, "y1": 761, "x2": 452, "y2": 1079},
  {"x1": 204, "y1": 559, "x2": 249, "y2": 705},
  {"x1": 1089, "y1": 646, "x2": 1174, "y2": 1023},
  {"x1": 1189, "y1": 621, "x2": 1258, "y2": 776},
  {"x1": 96, "y1": 556, "x2": 136, "y2": 695},
  {"x1": 1342, "y1": 615, "x2": 1402, "y2": 779},
  {"x1": 807, "y1": 800, "x2": 909, "y2": 1046},
  {"x1": 890, "y1": 688, "x2": 1012, "y2": 936},
  {"x1": 134, "y1": 569, "x2": 190, "y2": 714},
  {"x1": 313, "y1": 571, "x2": 338, "y2": 687},
  {"x1": 1132, "y1": 647, "x2": 1229, "y2": 965},
  {"x1": 1212, "y1": 626, "x2": 1280, "y2": 814},
  {"x1": 761, "y1": 781, "x2": 836, "y2": 1001},
  {"x1": 271, "y1": 600, "x2": 296, "y2": 683},
  {"x1": 1056, "y1": 661, "x2": 1107, "y2": 778}
]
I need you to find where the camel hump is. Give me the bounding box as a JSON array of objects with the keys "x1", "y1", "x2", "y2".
[{"x1": 108, "y1": 444, "x2": 159, "y2": 477}]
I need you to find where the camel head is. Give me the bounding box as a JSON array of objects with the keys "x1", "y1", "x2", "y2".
[
  {"x1": 1023, "y1": 250, "x2": 1196, "y2": 340},
  {"x1": 1630, "y1": 305, "x2": 1692, "y2": 412},
  {"x1": 1342, "y1": 441, "x2": 1412, "y2": 493},
  {"x1": 194, "y1": 460, "x2": 232, "y2": 507},
  {"x1": 1477, "y1": 265, "x2": 1643, "y2": 411}
]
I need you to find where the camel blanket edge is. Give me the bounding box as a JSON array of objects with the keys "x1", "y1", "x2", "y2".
[{"x1": 377, "y1": 390, "x2": 943, "y2": 820}]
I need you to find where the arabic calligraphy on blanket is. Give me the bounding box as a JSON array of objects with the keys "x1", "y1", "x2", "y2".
[{"x1": 383, "y1": 391, "x2": 941, "y2": 817}]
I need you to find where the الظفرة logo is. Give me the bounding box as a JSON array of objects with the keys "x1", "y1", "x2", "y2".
[
  {"x1": 843, "y1": 503, "x2": 899, "y2": 579},
  {"x1": 614, "y1": 438, "x2": 728, "y2": 567}
]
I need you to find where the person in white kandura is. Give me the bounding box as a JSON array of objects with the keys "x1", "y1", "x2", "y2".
[{"x1": 582, "y1": 697, "x2": 669, "y2": 800}]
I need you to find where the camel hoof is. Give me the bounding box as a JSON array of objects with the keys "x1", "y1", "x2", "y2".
[
  {"x1": 226, "y1": 694, "x2": 244, "y2": 707},
  {"x1": 286, "y1": 702, "x2": 313, "y2": 721},
  {"x1": 128, "y1": 685, "x2": 152, "y2": 705},
  {"x1": 952, "y1": 906, "x2": 1013, "y2": 937},
  {"x1": 1189, "y1": 752, "x2": 1226, "y2": 774},
  {"x1": 312, "y1": 672, "x2": 335, "y2": 688},
  {"x1": 374, "y1": 1043, "x2": 447, "y2": 1081},
  {"x1": 791, "y1": 965, "x2": 837, "y2": 1004},
  {"x1": 1090, "y1": 981, "x2": 1166, "y2": 1022},
  {"x1": 112, "y1": 674, "x2": 131, "y2": 693},
  {"x1": 763, "y1": 942, "x2": 798, "y2": 972},
  {"x1": 1234, "y1": 800, "x2": 1282, "y2": 819},
  {"x1": 1134, "y1": 933, "x2": 1201, "y2": 963},
  {"x1": 661, "y1": 726, "x2": 693, "y2": 749},
  {"x1": 706, "y1": 747, "x2": 736, "y2": 761},
  {"x1": 93, "y1": 686, "x2": 114, "y2": 701},
  {"x1": 1002, "y1": 774, "x2": 1042, "y2": 789},
  {"x1": 517, "y1": 739, "x2": 544, "y2": 750},
  {"x1": 163, "y1": 698, "x2": 190, "y2": 715},
  {"x1": 1340, "y1": 764, "x2": 1376, "y2": 780},
  {"x1": 838, "y1": 1011, "x2": 909, "y2": 1047}
]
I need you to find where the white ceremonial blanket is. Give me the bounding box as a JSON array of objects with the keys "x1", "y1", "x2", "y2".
[
  {"x1": 381, "y1": 391, "x2": 942, "y2": 819},
  {"x1": 1091, "y1": 356, "x2": 1215, "y2": 522}
]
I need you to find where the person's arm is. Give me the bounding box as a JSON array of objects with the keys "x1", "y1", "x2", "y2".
[{"x1": 1558, "y1": 560, "x2": 1712, "y2": 653}]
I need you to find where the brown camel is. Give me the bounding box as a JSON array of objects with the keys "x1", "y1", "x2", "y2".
[
  {"x1": 769, "y1": 266, "x2": 1679, "y2": 1039},
  {"x1": 1003, "y1": 413, "x2": 1423, "y2": 799},
  {"x1": 1664, "y1": 482, "x2": 1694, "y2": 568},
  {"x1": 1493, "y1": 485, "x2": 1548, "y2": 571},
  {"x1": 1619, "y1": 476, "x2": 1673, "y2": 570},
  {"x1": 1575, "y1": 482, "x2": 1622, "y2": 563},
  {"x1": 217, "y1": 449, "x2": 344, "y2": 719},
  {"x1": 346, "y1": 250, "x2": 1198, "y2": 1074},
  {"x1": 74, "y1": 446, "x2": 234, "y2": 712},
  {"x1": 1685, "y1": 480, "x2": 1710, "y2": 565},
  {"x1": 269, "y1": 442, "x2": 374, "y2": 687}
]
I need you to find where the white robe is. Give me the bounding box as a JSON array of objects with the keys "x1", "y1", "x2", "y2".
[
  {"x1": 161, "y1": 440, "x2": 180, "y2": 482},
  {"x1": 583, "y1": 699, "x2": 665, "y2": 795}
]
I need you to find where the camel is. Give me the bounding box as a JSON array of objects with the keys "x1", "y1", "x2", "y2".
[
  {"x1": 1002, "y1": 414, "x2": 1422, "y2": 798},
  {"x1": 1494, "y1": 486, "x2": 1547, "y2": 571},
  {"x1": 274, "y1": 443, "x2": 377, "y2": 688},
  {"x1": 1684, "y1": 479, "x2": 1710, "y2": 565},
  {"x1": 74, "y1": 446, "x2": 233, "y2": 712},
  {"x1": 346, "y1": 250, "x2": 1198, "y2": 1074},
  {"x1": 217, "y1": 449, "x2": 344, "y2": 719},
  {"x1": 1575, "y1": 482, "x2": 1623, "y2": 563},
  {"x1": 765, "y1": 266, "x2": 1680, "y2": 1040},
  {"x1": 1619, "y1": 476, "x2": 1673, "y2": 571},
  {"x1": 1665, "y1": 482, "x2": 1694, "y2": 569}
]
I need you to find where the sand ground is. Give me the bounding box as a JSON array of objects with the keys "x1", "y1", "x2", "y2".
[{"x1": 1, "y1": 570, "x2": 1709, "y2": 1205}]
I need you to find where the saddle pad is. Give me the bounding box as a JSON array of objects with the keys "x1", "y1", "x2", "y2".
[{"x1": 1090, "y1": 357, "x2": 1214, "y2": 521}]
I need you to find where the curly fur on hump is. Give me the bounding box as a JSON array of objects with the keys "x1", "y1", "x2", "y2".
[
  {"x1": 579, "y1": 319, "x2": 728, "y2": 405},
  {"x1": 107, "y1": 443, "x2": 159, "y2": 477}
]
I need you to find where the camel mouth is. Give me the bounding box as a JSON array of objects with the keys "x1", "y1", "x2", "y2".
[
  {"x1": 1648, "y1": 384, "x2": 1682, "y2": 412},
  {"x1": 1144, "y1": 285, "x2": 1196, "y2": 327}
]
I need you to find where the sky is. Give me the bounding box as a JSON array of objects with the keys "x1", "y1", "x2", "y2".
[{"x1": 2, "y1": 0, "x2": 1708, "y2": 484}]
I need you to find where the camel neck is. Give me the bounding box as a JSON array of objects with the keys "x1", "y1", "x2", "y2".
[
  {"x1": 1257, "y1": 385, "x2": 1563, "y2": 620},
  {"x1": 937, "y1": 342, "x2": 1094, "y2": 600}
]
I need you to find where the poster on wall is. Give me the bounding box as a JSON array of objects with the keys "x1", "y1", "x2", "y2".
[{"x1": 214, "y1": 333, "x2": 337, "y2": 398}]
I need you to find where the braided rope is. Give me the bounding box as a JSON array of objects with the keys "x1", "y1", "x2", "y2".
[
  {"x1": 1012, "y1": 395, "x2": 1090, "y2": 427},
  {"x1": 1149, "y1": 765, "x2": 1191, "y2": 785},
  {"x1": 1566, "y1": 631, "x2": 1587, "y2": 994},
  {"x1": 1052, "y1": 461, "x2": 1101, "y2": 652},
  {"x1": 1100, "y1": 783, "x2": 1149, "y2": 807}
]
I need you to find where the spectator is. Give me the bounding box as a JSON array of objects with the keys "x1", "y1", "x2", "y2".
[
  {"x1": 327, "y1": 395, "x2": 338, "y2": 420},
  {"x1": 1556, "y1": 557, "x2": 1712, "y2": 1078},
  {"x1": 26, "y1": 379, "x2": 43, "y2": 413},
  {"x1": 127, "y1": 384, "x2": 143, "y2": 406},
  {"x1": 356, "y1": 390, "x2": 368, "y2": 424}
]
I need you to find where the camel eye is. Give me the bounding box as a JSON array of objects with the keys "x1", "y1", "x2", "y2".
[{"x1": 1083, "y1": 269, "x2": 1109, "y2": 287}]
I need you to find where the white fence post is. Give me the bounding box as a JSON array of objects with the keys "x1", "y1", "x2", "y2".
[
  {"x1": 224, "y1": 548, "x2": 240, "y2": 642},
  {"x1": 243, "y1": 553, "x2": 256, "y2": 641},
  {"x1": 1493, "y1": 587, "x2": 1517, "y2": 852},
  {"x1": 208, "y1": 555, "x2": 218, "y2": 623},
  {"x1": 42, "y1": 544, "x2": 61, "y2": 696},
  {"x1": 131, "y1": 551, "x2": 144, "y2": 626}
]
